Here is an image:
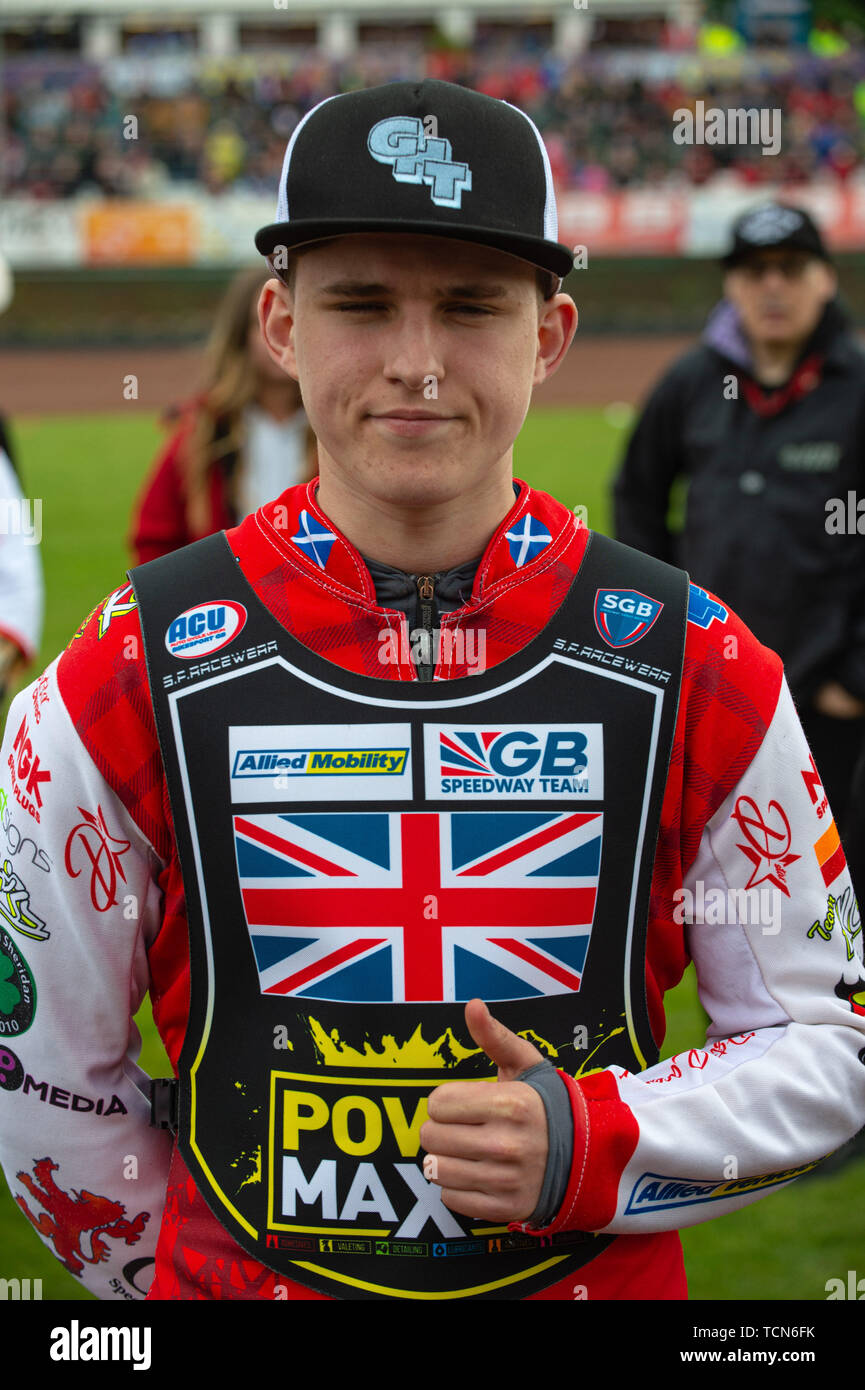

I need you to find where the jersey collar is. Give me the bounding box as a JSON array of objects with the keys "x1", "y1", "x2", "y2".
[{"x1": 257, "y1": 477, "x2": 579, "y2": 610}]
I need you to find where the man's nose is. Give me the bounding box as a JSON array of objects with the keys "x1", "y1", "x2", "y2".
[
  {"x1": 381, "y1": 312, "x2": 446, "y2": 389},
  {"x1": 756, "y1": 265, "x2": 790, "y2": 288}
]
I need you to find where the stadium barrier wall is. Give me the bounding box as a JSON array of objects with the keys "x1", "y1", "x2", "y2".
[{"x1": 1, "y1": 257, "x2": 864, "y2": 346}]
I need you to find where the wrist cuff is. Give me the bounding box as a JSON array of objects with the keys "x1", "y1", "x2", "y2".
[{"x1": 515, "y1": 1059, "x2": 573, "y2": 1226}]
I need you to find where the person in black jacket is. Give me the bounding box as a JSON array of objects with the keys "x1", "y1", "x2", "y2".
[
  {"x1": 614, "y1": 202, "x2": 865, "y2": 867},
  {"x1": 0, "y1": 414, "x2": 16, "y2": 477}
]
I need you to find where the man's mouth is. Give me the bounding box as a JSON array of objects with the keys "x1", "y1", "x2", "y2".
[
  {"x1": 367, "y1": 409, "x2": 456, "y2": 435},
  {"x1": 370, "y1": 410, "x2": 451, "y2": 420}
]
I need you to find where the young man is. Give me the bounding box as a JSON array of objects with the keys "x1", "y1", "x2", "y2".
[
  {"x1": 613, "y1": 203, "x2": 865, "y2": 846},
  {"x1": 1, "y1": 84, "x2": 863, "y2": 1304}
]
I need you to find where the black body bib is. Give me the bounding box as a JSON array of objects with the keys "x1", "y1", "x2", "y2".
[{"x1": 131, "y1": 528, "x2": 687, "y2": 1300}]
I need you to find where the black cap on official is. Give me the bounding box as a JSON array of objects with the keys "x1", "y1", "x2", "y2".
[
  {"x1": 722, "y1": 203, "x2": 831, "y2": 268},
  {"x1": 254, "y1": 79, "x2": 575, "y2": 281}
]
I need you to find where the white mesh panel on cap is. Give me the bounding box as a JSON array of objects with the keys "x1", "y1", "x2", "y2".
[
  {"x1": 506, "y1": 100, "x2": 559, "y2": 243},
  {"x1": 274, "y1": 92, "x2": 342, "y2": 224}
]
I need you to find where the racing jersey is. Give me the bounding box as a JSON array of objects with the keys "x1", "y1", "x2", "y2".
[{"x1": 1, "y1": 477, "x2": 863, "y2": 1302}]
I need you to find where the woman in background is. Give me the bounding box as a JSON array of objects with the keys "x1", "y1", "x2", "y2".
[
  {"x1": 131, "y1": 264, "x2": 316, "y2": 564},
  {"x1": 0, "y1": 250, "x2": 42, "y2": 703}
]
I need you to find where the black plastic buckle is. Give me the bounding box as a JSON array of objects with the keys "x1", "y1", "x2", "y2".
[{"x1": 149, "y1": 1077, "x2": 178, "y2": 1134}]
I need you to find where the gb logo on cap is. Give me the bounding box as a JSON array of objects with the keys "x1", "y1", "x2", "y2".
[{"x1": 367, "y1": 117, "x2": 472, "y2": 209}]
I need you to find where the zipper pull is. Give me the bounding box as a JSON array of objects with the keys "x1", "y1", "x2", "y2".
[{"x1": 414, "y1": 574, "x2": 437, "y2": 683}]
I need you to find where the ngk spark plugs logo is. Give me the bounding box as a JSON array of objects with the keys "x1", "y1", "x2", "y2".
[{"x1": 425, "y1": 726, "x2": 603, "y2": 799}]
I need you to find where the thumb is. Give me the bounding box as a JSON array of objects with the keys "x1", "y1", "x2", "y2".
[{"x1": 464, "y1": 998, "x2": 546, "y2": 1082}]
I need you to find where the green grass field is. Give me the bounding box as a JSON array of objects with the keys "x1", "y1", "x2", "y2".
[{"x1": 1, "y1": 404, "x2": 862, "y2": 1301}]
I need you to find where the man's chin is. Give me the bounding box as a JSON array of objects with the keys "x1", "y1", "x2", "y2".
[
  {"x1": 365, "y1": 475, "x2": 470, "y2": 510},
  {"x1": 753, "y1": 315, "x2": 795, "y2": 339}
]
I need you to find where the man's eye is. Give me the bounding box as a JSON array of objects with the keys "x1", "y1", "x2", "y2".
[
  {"x1": 334, "y1": 302, "x2": 387, "y2": 312},
  {"x1": 331, "y1": 302, "x2": 494, "y2": 315}
]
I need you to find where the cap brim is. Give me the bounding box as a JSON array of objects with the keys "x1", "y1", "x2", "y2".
[
  {"x1": 254, "y1": 218, "x2": 575, "y2": 280},
  {"x1": 721, "y1": 244, "x2": 832, "y2": 269}
]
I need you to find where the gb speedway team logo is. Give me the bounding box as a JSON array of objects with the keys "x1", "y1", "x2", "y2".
[
  {"x1": 165, "y1": 601, "x2": 247, "y2": 659},
  {"x1": 424, "y1": 725, "x2": 603, "y2": 800},
  {"x1": 594, "y1": 589, "x2": 663, "y2": 649}
]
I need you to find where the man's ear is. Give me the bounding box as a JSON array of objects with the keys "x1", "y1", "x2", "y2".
[
  {"x1": 721, "y1": 268, "x2": 746, "y2": 315},
  {"x1": 533, "y1": 293, "x2": 579, "y2": 388},
  {"x1": 819, "y1": 262, "x2": 838, "y2": 304},
  {"x1": 258, "y1": 278, "x2": 299, "y2": 381}
]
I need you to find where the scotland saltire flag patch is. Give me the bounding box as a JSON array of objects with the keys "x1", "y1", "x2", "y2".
[
  {"x1": 234, "y1": 810, "x2": 602, "y2": 1002},
  {"x1": 290, "y1": 510, "x2": 337, "y2": 569},
  {"x1": 505, "y1": 514, "x2": 552, "y2": 568}
]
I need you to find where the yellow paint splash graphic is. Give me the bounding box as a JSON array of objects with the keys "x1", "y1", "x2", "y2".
[
  {"x1": 236, "y1": 1145, "x2": 261, "y2": 1189},
  {"x1": 308, "y1": 1017, "x2": 480, "y2": 1068},
  {"x1": 229, "y1": 1083, "x2": 262, "y2": 1186},
  {"x1": 573, "y1": 1024, "x2": 626, "y2": 1078},
  {"x1": 308, "y1": 1016, "x2": 560, "y2": 1069},
  {"x1": 520, "y1": 1029, "x2": 559, "y2": 1059}
]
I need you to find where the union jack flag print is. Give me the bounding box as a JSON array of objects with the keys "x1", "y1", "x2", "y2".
[{"x1": 233, "y1": 810, "x2": 602, "y2": 1002}]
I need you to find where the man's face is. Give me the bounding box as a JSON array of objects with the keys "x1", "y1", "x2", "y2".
[
  {"x1": 723, "y1": 248, "x2": 837, "y2": 349},
  {"x1": 259, "y1": 233, "x2": 575, "y2": 510}
]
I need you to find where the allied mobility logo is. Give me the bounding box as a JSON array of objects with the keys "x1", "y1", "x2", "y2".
[
  {"x1": 229, "y1": 724, "x2": 413, "y2": 804},
  {"x1": 594, "y1": 590, "x2": 663, "y2": 649},
  {"x1": 165, "y1": 601, "x2": 247, "y2": 660},
  {"x1": 625, "y1": 1162, "x2": 817, "y2": 1214}
]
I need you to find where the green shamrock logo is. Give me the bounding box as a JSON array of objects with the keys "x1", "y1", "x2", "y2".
[{"x1": 0, "y1": 951, "x2": 21, "y2": 1016}]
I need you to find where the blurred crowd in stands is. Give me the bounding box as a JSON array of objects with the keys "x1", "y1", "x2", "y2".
[{"x1": 3, "y1": 40, "x2": 865, "y2": 198}]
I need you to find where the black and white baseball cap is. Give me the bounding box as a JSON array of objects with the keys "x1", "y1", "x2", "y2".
[
  {"x1": 722, "y1": 203, "x2": 831, "y2": 267},
  {"x1": 254, "y1": 79, "x2": 574, "y2": 282}
]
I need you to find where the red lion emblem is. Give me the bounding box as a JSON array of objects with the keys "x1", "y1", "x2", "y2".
[{"x1": 15, "y1": 1157, "x2": 149, "y2": 1276}]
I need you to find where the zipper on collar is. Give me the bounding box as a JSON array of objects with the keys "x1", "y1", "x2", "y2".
[{"x1": 414, "y1": 574, "x2": 437, "y2": 683}]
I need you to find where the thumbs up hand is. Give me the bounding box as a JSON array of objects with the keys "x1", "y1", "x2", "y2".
[{"x1": 418, "y1": 998, "x2": 550, "y2": 1223}]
